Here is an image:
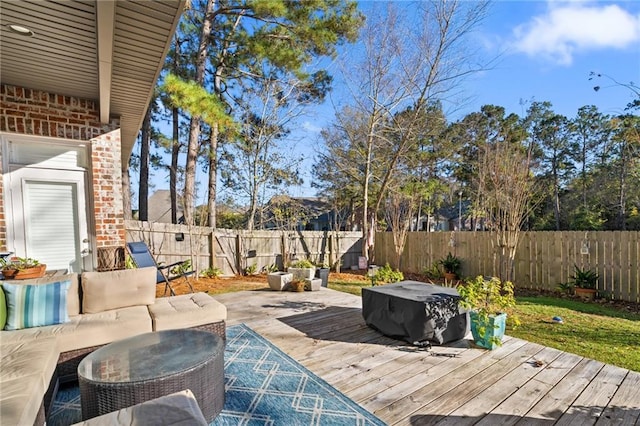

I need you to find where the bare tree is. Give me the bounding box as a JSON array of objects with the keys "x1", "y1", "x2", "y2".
[
  {"x1": 385, "y1": 185, "x2": 419, "y2": 269},
  {"x1": 478, "y1": 137, "x2": 538, "y2": 281},
  {"x1": 329, "y1": 0, "x2": 490, "y2": 261},
  {"x1": 221, "y1": 74, "x2": 328, "y2": 230}
]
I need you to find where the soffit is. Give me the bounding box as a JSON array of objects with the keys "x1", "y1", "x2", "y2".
[{"x1": 0, "y1": 0, "x2": 183, "y2": 164}]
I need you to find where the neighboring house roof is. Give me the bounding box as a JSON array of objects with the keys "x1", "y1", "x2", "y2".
[
  {"x1": 148, "y1": 190, "x2": 183, "y2": 223},
  {"x1": 0, "y1": 0, "x2": 184, "y2": 162},
  {"x1": 262, "y1": 196, "x2": 335, "y2": 228},
  {"x1": 266, "y1": 196, "x2": 333, "y2": 217}
]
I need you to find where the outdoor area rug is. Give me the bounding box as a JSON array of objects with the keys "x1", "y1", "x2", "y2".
[{"x1": 48, "y1": 323, "x2": 386, "y2": 425}]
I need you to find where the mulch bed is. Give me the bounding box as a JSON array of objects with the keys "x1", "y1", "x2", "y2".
[{"x1": 163, "y1": 270, "x2": 640, "y2": 315}]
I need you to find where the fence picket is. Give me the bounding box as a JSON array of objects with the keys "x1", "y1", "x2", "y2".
[
  {"x1": 123, "y1": 221, "x2": 639, "y2": 303},
  {"x1": 373, "y1": 230, "x2": 639, "y2": 303}
]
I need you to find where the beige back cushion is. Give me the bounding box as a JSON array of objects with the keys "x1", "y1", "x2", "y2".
[
  {"x1": 3, "y1": 273, "x2": 80, "y2": 316},
  {"x1": 81, "y1": 267, "x2": 156, "y2": 314}
]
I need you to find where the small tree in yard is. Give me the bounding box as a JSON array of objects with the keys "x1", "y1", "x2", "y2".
[
  {"x1": 385, "y1": 180, "x2": 426, "y2": 269},
  {"x1": 478, "y1": 134, "x2": 539, "y2": 282}
]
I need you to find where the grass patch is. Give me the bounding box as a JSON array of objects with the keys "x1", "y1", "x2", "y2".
[
  {"x1": 328, "y1": 280, "x2": 373, "y2": 296},
  {"x1": 509, "y1": 297, "x2": 640, "y2": 372}
]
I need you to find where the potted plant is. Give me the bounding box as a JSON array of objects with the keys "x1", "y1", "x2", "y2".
[
  {"x1": 569, "y1": 265, "x2": 598, "y2": 300},
  {"x1": 457, "y1": 275, "x2": 518, "y2": 350},
  {"x1": 439, "y1": 252, "x2": 461, "y2": 281},
  {"x1": 290, "y1": 279, "x2": 306, "y2": 292},
  {"x1": 288, "y1": 259, "x2": 315, "y2": 281},
  {"x1": 1, "y1": 256, "x2": 46, "y2": 280}
]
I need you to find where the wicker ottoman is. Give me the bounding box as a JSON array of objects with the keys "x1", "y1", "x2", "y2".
[
  {"x1": 78, "y1": 329, "x2": 224, "y2": 422},
  {"x1": 72, "y1": 389, "x2": 207, "y2": 426}
]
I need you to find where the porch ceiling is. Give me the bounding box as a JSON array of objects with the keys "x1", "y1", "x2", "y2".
[{"x1": 0, "y1": 0, "x2": 184, "y2": 163}]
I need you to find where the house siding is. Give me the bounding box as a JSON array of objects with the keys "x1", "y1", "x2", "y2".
[{"x1": 0, "y1": 83, "x2": 125, "y2": 253}]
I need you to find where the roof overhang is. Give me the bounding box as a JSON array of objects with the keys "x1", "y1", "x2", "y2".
[{"x1": 0, "y1": 0, "x2": 184, "y2": 164}]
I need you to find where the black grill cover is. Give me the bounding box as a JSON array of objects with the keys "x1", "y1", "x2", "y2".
[{"x1": 362, "y1": 281, "x2": 468, "y2": 345}]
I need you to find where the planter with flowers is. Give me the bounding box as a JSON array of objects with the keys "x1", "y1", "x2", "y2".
[
  {"x1": 1, "y1": 257, "x2": 46, "y2": 280},
  {"x1": 457, "y1": 275, "x2": 519, "y2": 350},
  {"x1": 288, "y1": 259, "x2": 316, "y2": 281}
]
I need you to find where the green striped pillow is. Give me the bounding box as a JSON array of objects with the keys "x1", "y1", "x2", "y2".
[{"x1": 2, "y1": 280, "x2": 71, "y2": 330}]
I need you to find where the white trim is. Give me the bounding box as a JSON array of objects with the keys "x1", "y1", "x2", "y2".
[{"x1": 1, "y1": 133, "x2": 89, "y2": 170}]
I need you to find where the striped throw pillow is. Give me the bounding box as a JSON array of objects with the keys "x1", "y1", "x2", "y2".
[{"x1": 2, "y1": 280, "x2": 71, "y2": 330}]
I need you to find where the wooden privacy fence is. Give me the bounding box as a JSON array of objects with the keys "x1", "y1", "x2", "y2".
[
  {"x1": 125, "y1": 220, "x2": 363, "y2": 276},
  {"x1": 375, "y1": 231, "x2": 640, "y2": 303}
]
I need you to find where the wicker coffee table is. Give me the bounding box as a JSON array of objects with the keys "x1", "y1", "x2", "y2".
[{"x1": 78, "y1": 329, "x2": 224, "y2": 422}]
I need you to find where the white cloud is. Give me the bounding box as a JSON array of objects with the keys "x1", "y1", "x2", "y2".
[
  {"x1": 511, "y1": 2, "x2": 640, "y2": 66},
  {"x1": 301, "y1": 121, "x2": 322, "y2": 133}
]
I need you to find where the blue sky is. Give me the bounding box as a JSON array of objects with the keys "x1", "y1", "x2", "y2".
[
  {"x1": 144, "y1": 0, "x2": 639, "y2": 205},
  {"x1": 463, "y1": 0, "x2": 640, "y2": 119},
  {"x1": 291, "y1": 0, "x2": 640, "y2": 197}
]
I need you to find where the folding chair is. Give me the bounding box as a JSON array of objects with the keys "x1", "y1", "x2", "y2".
[{"x1": 126, "y1": 241, "x2": 195, "y2": 296}]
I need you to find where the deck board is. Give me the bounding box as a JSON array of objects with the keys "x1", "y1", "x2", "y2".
[{"x1": 214, "y1": 288, "x2": 640, "y2": 425}]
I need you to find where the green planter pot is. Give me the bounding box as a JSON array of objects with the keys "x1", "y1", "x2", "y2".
[{"x1": 469, "y1": 311, "x2": 507, "y2": 350}]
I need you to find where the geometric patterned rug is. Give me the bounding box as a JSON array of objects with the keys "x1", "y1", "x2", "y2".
[{"x1": 48, "y1": 323, "x2": 386, "y2": 425}]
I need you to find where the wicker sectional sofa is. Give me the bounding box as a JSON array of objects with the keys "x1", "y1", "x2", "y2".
[{"x1": 0, "y1": 267, "x2": 227, "y2": 425}]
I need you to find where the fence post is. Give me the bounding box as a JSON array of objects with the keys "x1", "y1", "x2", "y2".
[
  {"x1": 209, "y1": 232, "x2": 216, "y2": 269},
  {"x1": 235, "y1": 233, "x2": 242, "y2": 275}
]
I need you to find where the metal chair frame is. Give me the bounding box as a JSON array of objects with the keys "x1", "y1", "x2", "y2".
[{"x1": 126, "y1": 242, "x2": 195, "y2": 296}]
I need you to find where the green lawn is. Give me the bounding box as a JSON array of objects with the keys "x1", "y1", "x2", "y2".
[
  {"x1": 328, "y1": 280, "x2": 372, "y2": 295},
  {"x1": 509, "y1": 297, "x2": 640, "y2": 372},
  {"x1": 329, "y1": 279, "x2": 640, "y2": 372}
]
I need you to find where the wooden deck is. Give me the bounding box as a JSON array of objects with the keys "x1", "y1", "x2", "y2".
[{"x1": 214, "y1": 288, "x2": 640, "y2": 426}]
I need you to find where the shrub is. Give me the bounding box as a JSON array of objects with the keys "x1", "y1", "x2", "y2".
[
  {"x1": 170, "y1": 259, "x2": 191, "y2": 275},
  {"x1": 200, "y1": 266, "x2": 222, "y2": 278},
  {"x1": 289, "y1": 259, "x2": 314, "y2": 268},
  {"x1": 423, "y1": 262, "x2": 443, "y2": 279},
  {"x1": 244, "y1": 263, "x2": 258, "y2": 275},
  {"x1": 374, "y1": 263, "x2": 404, "y2": 284},
  {"x1": 263, "y1": 263, "x2": 279, "y2": 273}
]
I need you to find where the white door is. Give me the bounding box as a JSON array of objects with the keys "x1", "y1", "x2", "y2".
[{"x1": 8, "y1": 168, "x2": 92, "y2": 272}]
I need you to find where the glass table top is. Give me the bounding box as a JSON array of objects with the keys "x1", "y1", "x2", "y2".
[{"x1": 78, "y1": 329, "x2": 223, "y2": 383}]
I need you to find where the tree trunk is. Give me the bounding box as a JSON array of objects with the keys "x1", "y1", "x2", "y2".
[
  {"x1": 208, "y1": 124, "x2": 218, "y2": 228},
  {"x1": 552, "y1": 159, "x2": 560, "y2": 230},
  {"x1": 138, "y1": 104, "x2": 151, "y2": 221},
  {"x1": 618, "y1": 146, "x2": 627, "y2": 230},
  {"x1": 183, "y1": 0, "x2": 215, "y2": 225},
  {"x1": 171, "y1": 107, "x2": 179, "y2": 224}
]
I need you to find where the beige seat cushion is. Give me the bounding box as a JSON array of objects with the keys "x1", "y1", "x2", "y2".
[
  {"x1": 0, "y1": 306, "x2": 152, "y2": 353},
  {"x1": 2, "y1": 273, "x2": 80, "y2": 316},
  {"x1": 0, "y1": 373, "x2": 47, "y2": 426},
  {"x1": 0, "y1": 337, "x2": 59, "y2": 389},
  {"x1": 0, "y1": 337, "x2": 59, "y2": 426},
  {"x1": 82, "y1": 267, "x2": 156, "y2": 314},
  {"x1": 148, "y1": 293, "x2": 227, "y2": 331},
  {"x1": 72, "y1": 389, "x2": 208, "y2": 426}
]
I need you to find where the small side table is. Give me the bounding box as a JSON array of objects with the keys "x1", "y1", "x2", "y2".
[{"x1": 78, "y1": 329, "x2": 224, "y2": 422}]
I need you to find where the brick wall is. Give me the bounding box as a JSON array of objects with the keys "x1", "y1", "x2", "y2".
[
  {"x1": 0, "y1": 84, "x2": 118, "y2": 139},
  {"x1": 0, "y1": 83, "x2": 125, "y2": 254},
  {"x1": 91, "y1": 129, "x2": 125, "y2": 248}
]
